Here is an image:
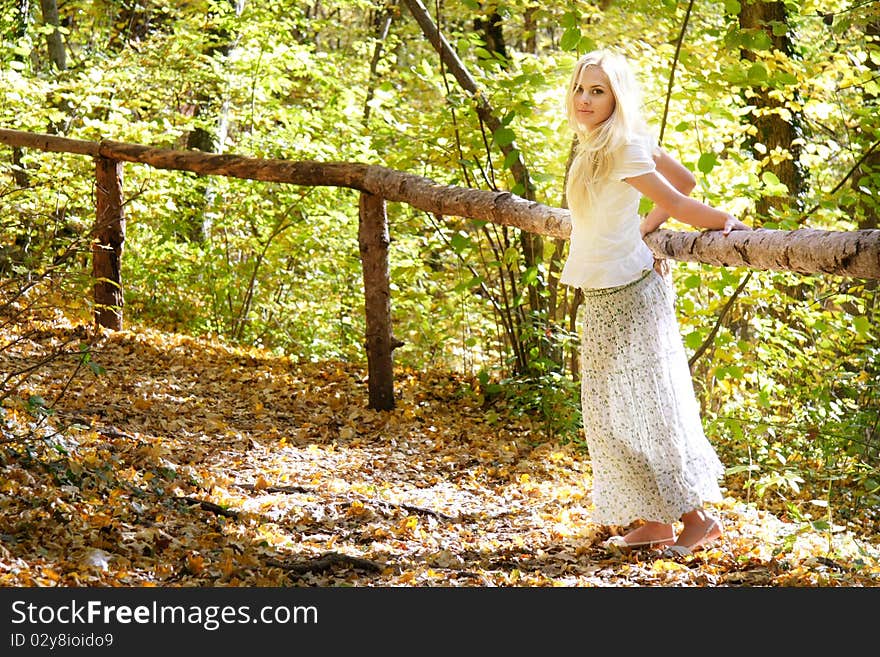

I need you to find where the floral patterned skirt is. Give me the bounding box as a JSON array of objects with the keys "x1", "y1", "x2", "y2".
[{"x1": 578, "y1": 269, "x2": 724, "y2": 526}]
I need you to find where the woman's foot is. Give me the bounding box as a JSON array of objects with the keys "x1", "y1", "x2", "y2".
[
  {"x1": 665, "y1": 510, "x2": 722, "y2": 555},
  {"x1": 603, "y1": 521, "x2": 676, "y2": 549}
]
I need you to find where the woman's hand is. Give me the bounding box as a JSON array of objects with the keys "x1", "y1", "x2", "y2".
[
  {"x1": 640, "y1": 214, "x2": 663, "y2": 238},
  {"x1": 722, "y1": 215, "x2": 751, "y2": 235}
]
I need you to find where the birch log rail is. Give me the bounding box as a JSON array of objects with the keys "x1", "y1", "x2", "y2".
[
  {"x1": 1, "y1": 128, "x2": 877, "y2": 278},
  {"x1": 2, "y1": 127, "x2": 879, "y2": 411}
]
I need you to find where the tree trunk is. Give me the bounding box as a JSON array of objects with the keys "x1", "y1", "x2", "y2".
[
  {"x1": 93, "y1": 157, "x2": 125, "y2": 330},
  {"x1": 38, "y1": 0, "x2": 66, "y2": 71},
  {"x1": 552, "y1": 137, "x2": 580, "y2": 377},
  {"x1": 522, "y1": 4, "x2": 537, "y2": 54},
  {"x1": 739, "y1": 0, "x2": 804, "y2": 221},
  {"x1": 358, "y1": 192, "x2": 396, "y2": 411},
  {"x1": 854, "y1": 17, "x2": 879, "y2": 230}
]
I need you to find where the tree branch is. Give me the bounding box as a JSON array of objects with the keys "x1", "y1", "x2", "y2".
[
  {"x1": 401, "y1": 0, "x2": 534, "y2": 199},
  {"x1": 688, "y1": 271, "x2": 752, "y2": 368},
  {"x1": 659, "y1": 0, "x2": 696, "y2": 143}
]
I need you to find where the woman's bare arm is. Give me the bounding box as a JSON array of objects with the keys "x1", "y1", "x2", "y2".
[
  {"x1": 637, "y1": 148, "x2": 698, "y2": 236},
  {"x1": 626, "y1": 168, "x2": 749, "y2": 235}
]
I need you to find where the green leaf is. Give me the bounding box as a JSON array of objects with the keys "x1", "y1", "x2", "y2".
[
  {"x1": 771, "y1": 21, "x2": 789, "y2": 37},
  {"x1": 503, "y1": 246, "x2": 520, "y2": 265},
  {"x1": 697, "y1": 152, "x2": 718, "y2": 174},
  {"x1": 493, "y1": 127, "x2": 516, "y2": 147},
  {"x1": 724, "y1": 0, "x2": 741, "y2": 13},
  {"x1": 748, "y1": 62, "x2": 768, "y2": 84},
  {"x1": 685, "y1": 331, "x2": 703, "y2": 349},
  {"x1": 727, "y1": 365, "x2": 744, "y2": 379},
  {"x1": 684, "y1": 274, "x2": 702, "y2": 289},
  {"x1": 745, "y1": 30, "x2": 772, "y2": 52},
  {"x1": 725, "y1": 419, "x2": 744, "y2": 441},
  {"x1": 520, "y1": 266, "x2": 538, "y2": 287},
  {"x1": 503, "y1": 149, "x2": 521, "y2": 170},
  {"x1": 560, "y1": 12, "x2": 579, "y2": 29},
  {"x1": 775, "y1": 71, "x2": 798, "y2": 86},
  {"x1": 761, "y1": 171, "x2": 781, "y2": 186},
  {"x1": 560, "y1": 27, "x2": 581, "y2": 51},
  {"x1": 853, "y1": 315, "x2": 873, "y2": 338},
  {"x1": 578, "y1": 36, "x2": 597, "y2": 53},
  {"x1": 449, "y1": 232, "x2": 472, "y2": 253},
  {"x1": 726, "y1": 463, "x2": 759, "y2": 475}
]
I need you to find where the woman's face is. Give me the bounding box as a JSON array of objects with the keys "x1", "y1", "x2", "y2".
[{"x1": 572, "y1": 64, "x2": 615, "y2": 130}]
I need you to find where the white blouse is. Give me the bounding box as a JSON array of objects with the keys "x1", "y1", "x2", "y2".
[{"x1": 560, "y1": 133, "x2": 657, "y2": 290}]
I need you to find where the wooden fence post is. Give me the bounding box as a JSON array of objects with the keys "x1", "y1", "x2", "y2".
[
  {"x1": 358, "y1": 191, "x2": 396, "y2": 411},
  {"x1": 93, "y1": 156, "x2": 125, "y2": 330}
]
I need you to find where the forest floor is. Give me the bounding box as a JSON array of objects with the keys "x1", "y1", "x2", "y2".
[{"x1": 2, "y1": 311, "x2": 879, "y2": 587}]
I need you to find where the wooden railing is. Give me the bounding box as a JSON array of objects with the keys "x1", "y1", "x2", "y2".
[{"x1": 1, "y1": 127, "x2": 878, "y2": 410}]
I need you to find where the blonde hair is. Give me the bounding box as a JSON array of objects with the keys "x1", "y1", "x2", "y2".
[{"x1": 564, "y1": 50, "x2": 650, "y2": 212}]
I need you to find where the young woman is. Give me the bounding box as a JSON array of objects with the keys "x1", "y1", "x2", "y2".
[{"x1": 560, "y1": 50, "x2": 750, "y2": 554}]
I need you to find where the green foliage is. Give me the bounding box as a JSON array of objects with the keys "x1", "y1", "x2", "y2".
[
  {"x1": 680, "y1": 263, "x2": 879, "y2": 527},
  {"x1": 477, "y1": 368, "x2": 584, "y2": 446}
]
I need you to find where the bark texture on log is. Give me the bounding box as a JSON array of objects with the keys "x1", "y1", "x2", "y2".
[
  {"x1": 0, "y1": 129, "x2": 99, "y2": 156},
  {"x1": 93, "y1": 157, "x2": 125, "y2": 330},
  {"x1": 360, "y1": 166, "x2": 571, "y2": 239},
  {"x1": 645, "y1": 228, "x2": 880, "y2": 280},
  {"x1": 97, "y1": 140, "x2": 575, "y2": 237},
  {"x1": 358, "y1": 192, "x2": 395, "y2": 411},
  {"x1": 99, "y1": 140, "x2": 371, "y2": 187}
]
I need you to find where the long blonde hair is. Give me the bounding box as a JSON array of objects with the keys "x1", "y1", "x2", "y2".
[{"x1": 564, "y1": 50, "x2": 650, "y2": 213}]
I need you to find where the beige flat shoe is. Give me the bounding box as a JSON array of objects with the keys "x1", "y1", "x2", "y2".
[
  {"x1": 603, "y1": 531, "x2": 676, "y2": 550},
  {"x1": 662, "y1": 518, "x2": 722, "y2": 557}
]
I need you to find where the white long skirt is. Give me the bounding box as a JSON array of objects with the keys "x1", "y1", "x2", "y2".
[{"x1": 578, "y1": 269, "x2": 724, "y2": 526}]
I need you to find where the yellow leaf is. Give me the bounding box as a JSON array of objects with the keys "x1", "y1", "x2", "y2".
[
  {"x1": 220, "y1": 555, "x2": 236, "y2": 578},
  {"x1": 134, "y1": 397, "x2": 153, "y2": 410},
  {"x1": 186, "y1": 553, "x2": 205, "y2": 574}
]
